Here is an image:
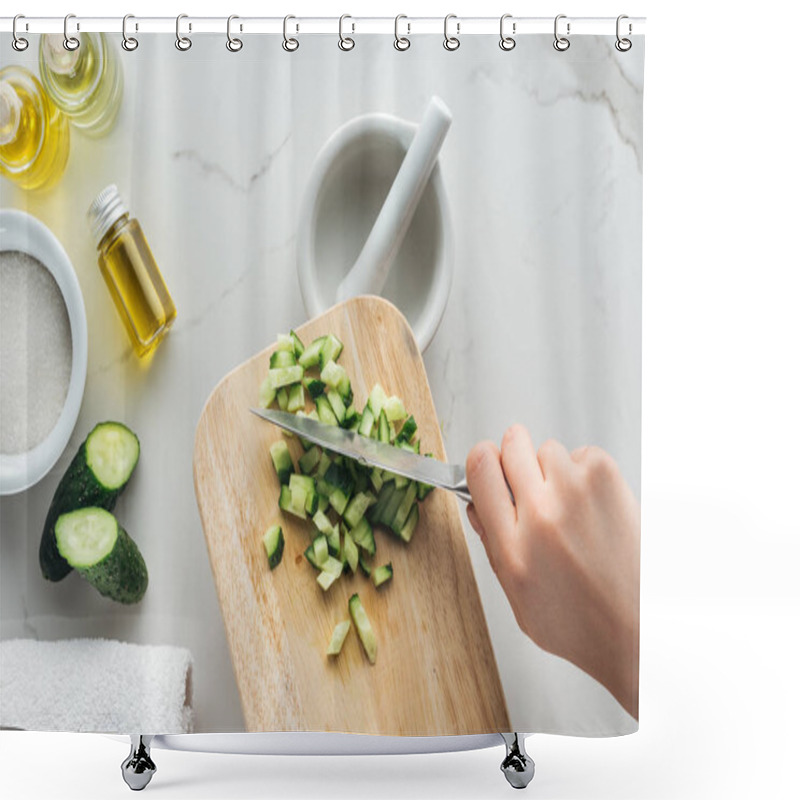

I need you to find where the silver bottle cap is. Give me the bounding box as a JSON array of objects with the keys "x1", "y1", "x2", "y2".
[{"x1": 87, "y1": 184, "x2": 128, "y2": 246}]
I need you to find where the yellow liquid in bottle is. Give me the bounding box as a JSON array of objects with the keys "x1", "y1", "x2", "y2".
[
  {"x1": 0, "y1": 66, "x2": 70, "y2": 191},
  {"x1": 98, "y1": 216, "x2": 177, "y2": 357},
  {"x1": 39, "y1": 33, "x2": 123, "y2": 137}
]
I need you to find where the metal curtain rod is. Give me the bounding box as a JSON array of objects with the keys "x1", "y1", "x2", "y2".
[{"x1": 0, "y1": 15, "x2": 646, "y2": 36}]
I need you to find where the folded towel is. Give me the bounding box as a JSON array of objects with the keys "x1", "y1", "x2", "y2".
[{"x1": 0, "y1": 638, "x2": 193, "y2": 733}]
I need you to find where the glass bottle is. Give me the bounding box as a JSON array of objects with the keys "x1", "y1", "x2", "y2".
[
  {"x1": 39, "y1": 32, "x2": 123, "y2": 137},
  {"x1": 87, "y1": 185, "x2": 177, "y2": 357},
  {"x1": 0, "y1": 65, "x2": 70, "y2": 191}
]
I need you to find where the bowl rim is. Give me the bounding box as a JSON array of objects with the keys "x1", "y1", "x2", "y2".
[
  {"x1": 0, "y1": 208, "x2": 88, "y2": 495},
  {"x1": 296, "y1": 112, "x2": 453, "y2": 353}
]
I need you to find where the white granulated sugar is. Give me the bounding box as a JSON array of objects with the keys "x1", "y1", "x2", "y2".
[{"x1": 0, "y1": 250, "x2": 73, "y2": 454}]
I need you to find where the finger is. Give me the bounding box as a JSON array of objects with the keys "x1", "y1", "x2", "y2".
[
  {"x1": 466, "y1": 441, "x2": 517, "y2": 567},
  {"x1": 501, "y1": 424, "x2": 544, "y2": 501},
  {"x1": 466, "y1": 503, "x2": 485, "y2": 540},
  {"x1": 537, "y1": 438, "x2": 575, "y2": 483}
]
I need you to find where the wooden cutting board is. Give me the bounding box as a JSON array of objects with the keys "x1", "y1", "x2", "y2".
[{"x1": 194, "y1": 296, "x2": 509, "y2": 735}]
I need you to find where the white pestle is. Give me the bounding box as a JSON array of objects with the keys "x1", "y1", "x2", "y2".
[{"x1": 335, "y1": 96, "x2": 452, "y2": 303}]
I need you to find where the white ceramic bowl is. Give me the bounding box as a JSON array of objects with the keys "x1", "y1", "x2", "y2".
[
  {"x1": 0, "y1": 209, "x2": 87, "y2": 495},
  {"x1": 297, "y1": 113, "x2": 453, "y2": 352}
]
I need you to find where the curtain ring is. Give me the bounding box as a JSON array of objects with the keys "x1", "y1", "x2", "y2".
[
  {"x1": 443, "y1": 14, "x2": 460, "y2": 51},
  {"x1": 12, "y1": 15, "x2": 29, "y2": 51},
  {"x1": 122, "y1": 14, "x2": 138, "y2": 51},
  {"x1": 553, "y1": 14, "x2": 570, "y2": 51},
  {"x1": 499, "y1": 14, "x2": 516, "y2": 51},
  {"x1": 175, "y1": 14, "x2": 192, "y2": 51},
  {"x1": 394, "y1": 14, "x2": 410, "y2": 51},
  {"x1": 226, "y1": 15, "x2": 243, "y2": 52},
  {"x1": 63, "y1": 13, "x2": 80, "y2": 51},
  {"x1": 615, "y1": 14, "x2": 632, "y2": 52},
  {"x1": 282, "y1": 15, "x2": 299, "y2": 51},
  {"x1": 338, "y1": 14, "x2": 355, "y2": 51}
]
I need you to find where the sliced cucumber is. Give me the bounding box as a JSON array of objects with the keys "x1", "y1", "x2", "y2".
[
  {"x1": 315, "y1": 395, "x2": 338, "y2": 427},
  {"x1": 349, "y1": 594, "x2": 377, "y2": 665},
  {"x1": 358, "y1": 407, "x2": 375, "y2": 437},
  {"x1": 320, "y1": 360, "x2": 347, "y2": 389},
  {"x1": 270, "y1": 349, "x2": 296, "y2": 368},
  {"x1": 391, "y1": 483, "x2": 419, "y2": 535},
  {"x1": 342, "y1": 528, "x2": 358, "y2": 573},
  {"x1": 350, "y1": 518, "x2": 376, "y2": 556},
  {"x1": 269, "y1": 365, "x2": 304, "y2": 389},
  {"x1": 319, "y1": 334, "x2": 343, "y2": 368},
  {"x1": 372, "y1": 563, "x2": 393, "y2": 589},
  {"x1": 287, "y1": 383, "x2": 305, "y2": 412},
  {"x1": 396, "y1": 415, "x2": 418, "y2": 443},
  {"x1": 327, "y1": 390, "x2": 347, "y2": 424},
  {"x1": 40, "y1": 422, "x2": 140, "y2": 582},
  {"x1": 358, "y1": 551, "x2": 373, "y2": 577},
  {"x1": 378, "y1": 410, "x2": 391, "y2": 443},
  {"x1": 262, "y1": 524, "x2": 284, "y2": 569},
  {"x1": 270, "y1": 440, "x2": 294, "y2": 485},
  {"x1": 326, "y1": 620, "x2": 351, "y2": 656},
  {"x1": 298, "y1": 446, "x2": 321, "y2": 475},
  {"x1": 329, "y1": 488, "x2": 350, "y2": 517},
  {"x1": 312, "y1": 509, "x2": 334, "y2": 535},
  {"x1": 54, "y1": 507, "x2": 147, "y2": 604},
  {"x1": 276, "y1": 387, "x2": 289, "y2": 411},
  {"x1": 317, "y1": 556, "x2": 343, "y2": 590},
  {"x1": 368, "y1": 384, "x2": 387, "y2": 418},
  {"x1": 398, "y1": 503, "x2": 419, "y2": 543},
  {"x1": 289, "y1": 330, "x2": 305, "y2": 357},
  {"x1": 258, "y1": 377, "x2": 277, "y2": 409},
  {"x1": 275, "y1": 333, "x2": 295, "y2": 352},
  {"x1": 343, "y1": 491, "x2": 374, "y2": 529},
  {"x1": 383, "y1": 396, "x2": 406, "y2": 422},
  {"x1": 303, "y1": 377, "x2": 326, "y2": 399},
  {"x1": 298, "y1": 336, "x2": 326, "y2": 368}
]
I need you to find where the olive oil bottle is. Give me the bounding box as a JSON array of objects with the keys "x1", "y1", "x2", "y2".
[
  {"x1": 39, "y1": 33, "x2": 123, "y2": 137},
  {"x1": 88, "y1": 185, "x2": 177, "y2": 357},
  {"x1": 0, "y1": 65, "x2": 70, "y2": 191}
]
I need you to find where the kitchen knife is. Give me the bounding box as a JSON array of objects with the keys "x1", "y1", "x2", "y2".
[{"x1": 250, "y1": 407, "x2": 472, "y2": 503}]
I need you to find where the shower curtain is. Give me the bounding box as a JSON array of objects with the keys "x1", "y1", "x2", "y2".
[{"x1": 0, "y1": 25, "x2": 643, "y2": 739}]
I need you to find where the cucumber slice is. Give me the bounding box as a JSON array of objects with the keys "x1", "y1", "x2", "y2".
[
  {"x1": 372, "y1": 563, "x2": 393, "y2": 589},
  {"x1": 358, "y1": 551, "x2": 373, "y2": 577},
  {"x1": 289, "y1": 474, "x2": 318, "y2": 515},
  {"x1": 270, "y1": 349, "x2": 296, "y2": 368},
  {"x1": 327, "y1": 523, "x2": 342, "y2": 559},
  {"x1": 326, "y1": 620, "x2": 351, "y2": 656},
  {"x1": 298, "y1": 336, "x2": 326, "y2": 368},
  {"x1": 327, "y1": 390, "x2": 347, "y2": 424},
  {"x1": 378, "y1": 410, "x2": 391, "y2": 443},
  {"x1": 396, "y1": 415, "x2": 418, "y2": 443},
  {"x1": 270, "y1": 440, "x2": 294, "y2": 485},
  {"x1": 391, "y1": 483, "x2": 419, "y2": 535},
  {"x1": 258, "y1": 377, "x2": 277, "y2": 409},
  {"x1": 368, "y1": 482, "x2": 394, "y2": 524},
  {"x1": 313, "y1": 534, "x2": 328, "y2": 567},
  {"x1": 350, "y1": 518, "x2": 376, "y2": 556},
  {"x1": 54, "y1": 507, "x2": 148, "y2": 604},
  {"x1": 298, "y1": 446, "x2": 321, "y2": 475},
  {"x1": 303, "y1": 377, "x2": 326, "y2": 399},
  {"x1": 349, "y1": 594, "x2": 377, "y2": 665},
  {"x1": 269, "y1": 365, "x2": 304, "y2": 389},
  {"x1": 319, "y1": 334, "x2": 343, "y2": 368},
  {"x1": 368, "y1": 384, "x2": 387, "y2": 418},
  {"x1": 383, "y1": 396, "x2": 406, "y2": 422},
  {"x1": 329, "y1": 488, "x2": 350, "y2": 517},
  {"x1": 262, "y1": 524, "x2": 284, "y2": 569},
  {"x1": 315, "y1": 395, "x2": 338, "y2": 427},
  {"x1": 39, "y1": 422, "x2": 140, "y2": 582},
  {"x1": 275, "y1": 333, "x2": 295, "y2": 352},
  {"x1": 358, "y1": 407, "x2": 375, "y2": 438},
  {"x1": 317, "y1": 558, "x2": 343, "y2": 591},
  {"x1": 398, "y1": 503, "x2": 419, "y2": 543},
  {"x1": 289, "y1": 330, "x2": 305, "y2": 357},
  {"x1": 323, "y1": 462, "x2": 354, "y2": 495},
  {"x1": 379, "y1": 485, "x2": 406, "y2": 529},
  {"x1": 312, "y1": 509, "x2": 334, "y2": 535},
  {"x1": 342, "y1": 528, "x2": 358, "y2": 573},
  {"x1": 320, "y1": 360, "x2": 346, "y2": 389},
  {"x1": 287, "y1": 383, "x2": 305, "y2": 412},
  {"x1": 343, "y1": 491, "x2": 374, "y2": 529}
]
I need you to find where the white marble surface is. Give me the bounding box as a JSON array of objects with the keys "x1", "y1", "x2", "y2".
[{"x1": 0, "y1": 33, "x2": 643, "y2": 735}]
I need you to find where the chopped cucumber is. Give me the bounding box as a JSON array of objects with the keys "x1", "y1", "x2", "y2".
[
  {"x1": 372, "y1": 563, "x2": 393, "y2": 589},
  {"x1": 378, "y1": 410, "x2": 391, "y2": 443},
  {"x1": 342, "y1": 529, "x2": 358, "y2": 573},
  {"x1": 319, "y1": 334, "x2": 343, "y2": 368},
  {"x1": 398, "y1": 503, "x2": 419, "y2": 543},
  {"x1": 289, "y1": 330, "x2": 305, "y2": 357},
  {"x1": 327, "y1": 523, "x2": 341, "y2": 558},
  {"x1": 263, "y1": 524, "x2": 284, "y2": 569},
  {"x1": 298, "y1": 336, "x2": 326, "y2": 368},
  {"x1": 269, "y1": 365, "x2": 304, "y2": 389},
  {"x1": 391, "y1": 483, "x2": 418, "y2": 535},
  {"x1": 290, "y1": 474, "x2": 318, "y2": 515},
  {"x1": 383, "y1": 396, "x2": 406, "y2": 422},
  {"x1": 270, "y1": 440, "x2": 294, "y2": 485},
  {"x1": 358, "y1": 551, "x2": 373, "y2": 577},
  {"x1": 324, "y1": 462, "x2": 354, "y2": 495},
  {"x1": 276, "y1": 387, "x2": 289, "y2": 410},
  {"x1": 320, "y1": 360, "x2": 347, "y2": 388},
  {"x1": 312, "y1": 509, "x2": 334, "y2": 535},
  {"x1": 343, "y1": 491, "x2": 374, "y2": 529},
  {"x1": 358, "y1": 407, "x2": 375, "y2": 437},
  {"x1": 349, "y1": 594, "x2": 377, "y2": 665},
  {"x1": 313, "y1": 534, "x2": 328, "y2": 567},
  {"x1": 350, "y1": 518, "x2": 376, "y2": 556},
  {"x1": 329, "y1": 488, "x2": 350, "y2": 517},
  {"x1": 54, "y1": 507, "x2": 148, "y2": 604},
  {"x1": 39, "y1": 421, "x2": 140, "y2": 582},
  {"x1": 396, "y1": 415, "x2": 418, "y2": 443},
  {"x1": 298, "y1": 446, "x2": 322, "y2": 475},
  {"x1": 287, "y1": 383, "x2": 305, "y2": 412},
  {"x1": 258, "y1": 377, "x2": 277, "y2": 409},
  {"x1": 315, "y1": 395, "x2": 338, "y2": 427},
  {"x1": 275, "y1": 333, "x2": 295, "y2": 352},
  {"x1": 303, "y1": 377, "x2": 326, "y2": 399},
  {"x1": 380, "y1": 485, "x2": 406, "y2": 529},
  {"x1": 270, "y1": 349, "x2": 296, "y2": 368},
  {"x1": 368, "y1": 384, "x2": 387, "y2": 417},
  {"x1": 326, "y1": 620, "x2": 351, "y2": 656}
]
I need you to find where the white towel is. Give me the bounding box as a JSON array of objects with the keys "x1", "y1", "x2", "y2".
[{"x1": 0, "y1": 638, "x2": 193, "y2": 733}]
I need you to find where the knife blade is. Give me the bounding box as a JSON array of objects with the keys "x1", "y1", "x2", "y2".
[{"x1": 250, "y1": 407, "x2": 472, "y2": 503}]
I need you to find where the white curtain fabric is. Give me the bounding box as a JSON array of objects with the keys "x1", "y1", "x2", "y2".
[{"x1": 1, "y1": 32, "x2": 643, "y2": 736}]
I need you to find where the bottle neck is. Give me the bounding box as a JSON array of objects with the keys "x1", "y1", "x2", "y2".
[{"x1": 97, "y1": 213, "x2": 131, "y2": 251}]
